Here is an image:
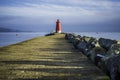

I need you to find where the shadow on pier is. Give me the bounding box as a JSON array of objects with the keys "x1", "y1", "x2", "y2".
[{"x1": 0, "y1": 34, "x2": 109, "y2": 80}]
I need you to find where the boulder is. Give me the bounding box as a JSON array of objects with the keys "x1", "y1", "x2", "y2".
[
  {"x1": 65, "y1": 33, "x2": 69, "y2": 40},
  {"x1": 98, "y1": 38, "x2": 117, "y2": 51},
  {"x1": 65, "y1": 33, "x2": 75, "y2": 43},
  {"x1": 77, "y1": 35, "x2": 81, "y2": 38},
  {"x1": 107, "y1": 44, "x2": 120, "y2": 55},
  {"x1": 77, "y1": 38, "x2": 97, "y2": 55},
  {"x1": 65, "y1": 33, "x2": 74, "y2": 40},
  {"x1": 82, "y1": 36, "x2": 91, "y2": 43},
  {"x1": 82, "y1": 36, "x2": 97, "y2": 47},
  {"x1": 101, "y1": 44, "x2": 120, "y2": 80},
  {"x1": 87, "y1": 37, "x2": 97, "y2": 45},
  {"x1": 72, "y1": 37, "x2": 81, "y2": 49},
  {"x1": 88, "y1": 47, "x2": 106, "y2": 65},
  {"x1": 77, "y1": 41, "x2": 87, "y2": 53},
  {"x1": 76, "y1": 36, "x2": 97, "y2": 54},
  {"x1": 87, "y1": 37, "x2": 98, "y2": 49},
  {"x1": 105, "y1": 55, "x2": 120, "y2": 80}
]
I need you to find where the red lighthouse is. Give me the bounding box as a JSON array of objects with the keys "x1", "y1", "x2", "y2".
[{"x1": 56, "y1": 19, "x2": 62, "y2": 33}]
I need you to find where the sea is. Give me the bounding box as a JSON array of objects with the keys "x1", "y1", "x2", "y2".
[
  {"x1": 0, "y1": 32, "x2": 47, "y2": 47},
  {"x1": 0, "y1": 32, "x2": 120, "y2": 47}
]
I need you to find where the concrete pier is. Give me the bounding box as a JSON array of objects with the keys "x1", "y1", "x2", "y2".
[{"x1": 0, "y1": 34, "x2": 109, "y2": 80}]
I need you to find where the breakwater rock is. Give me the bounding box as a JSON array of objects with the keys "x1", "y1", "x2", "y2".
[{"x1": 65, "y1": 33, "x2": 120, "y2": 80}]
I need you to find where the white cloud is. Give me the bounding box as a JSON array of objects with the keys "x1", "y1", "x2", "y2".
[
  {"x1": 0, "y1": 4, "x2": 95, "y2": 17},
  {"x1": 0, "y1": 0, "x2": 120, "y2": 24},
  {"x1": 37, "y1": 0, "x2": 120, "y2": 9}
]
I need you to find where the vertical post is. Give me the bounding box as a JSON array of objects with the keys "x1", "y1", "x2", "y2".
[{"x1": 56, "y1": 19, "x2": 62, "y2": 33}]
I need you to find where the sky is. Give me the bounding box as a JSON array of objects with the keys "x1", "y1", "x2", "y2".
[{"x1": 0, "y1": 0, "x2": 120, "y2": 32}]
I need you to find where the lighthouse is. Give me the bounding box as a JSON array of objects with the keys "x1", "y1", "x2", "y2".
[{"x1": 55, "y1": 19, "x2": 62, "y2": 33}]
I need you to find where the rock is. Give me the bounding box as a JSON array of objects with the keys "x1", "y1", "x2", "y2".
[
  {"x1": 77, "y1": 41, "x2": 87, "y2": 53},
  {"x1": 87, "y1": 37, "x2": 98, "y2": 50},
  {"x1": 65, "y1": 33, "x2": 73, "y2": 40},
  {"x1": 77, "y1": 37, "x2": 97, "y2": 54},
  {"x1": 65, "y1": 33, "x2": 120, "y2": 80},
  {"x1": 82, "y1": 36, "x2": 91, "y2": 43},
  {"x1": 82, "y1": 36, "x2": 97, "y2": 45},
  {"x1": 65, "y1": 33, "x2": 75, "y2": 43},
  {"x1": 65, "y1": 33, "x2": 82, "y2": 49},
  {"x1": 77, "y1": 38, "x2": 97, "y2": 55},
  {"x1": 98, "y1": 38, "x2": 117, "y2": 51},
  {"x1": 72, "y1": 37, "x2": 81, "y2": 49},
  {"x1": 88, "y1": 37, "x2": 97, "y2": 45},
  {"x1": 88, "y1": 47, "x2": 106, "y2": 65},
  {"x1": 101, "y1": 44, "x2": 120, "y2": 80},
  {"x1": 65, "y1": 33, "x2": 69, "y2": 40},
  {"x1": 107, "y1": 44, "x2": 120, "y2": 55},
  {"x1": 105, "y1": 55, "x2": 120, "y2": 80},
  {"x1": 70, "y1": 34, "x2": 78, "y2": 43}
]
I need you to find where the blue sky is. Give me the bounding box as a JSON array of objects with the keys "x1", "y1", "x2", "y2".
[{"x1": 0, "y1": 0, "x2": 120, "y2": 32}]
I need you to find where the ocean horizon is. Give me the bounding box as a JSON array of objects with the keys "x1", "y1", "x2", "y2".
[{"x1": 0, "y1": 32, "x2": 120, "y2": 47}]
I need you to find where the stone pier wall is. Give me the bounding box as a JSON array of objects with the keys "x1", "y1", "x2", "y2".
[{"x1": 65, "y1": 33, "x2": 120, "y2": 80}]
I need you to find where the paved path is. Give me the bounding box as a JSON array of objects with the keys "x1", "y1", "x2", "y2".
[{"x1": 0, "y1": 34, "x2": 109, "y2": 80}]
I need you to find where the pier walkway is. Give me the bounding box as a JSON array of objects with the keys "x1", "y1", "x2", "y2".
[{"x1": 0, "y1": 34, "x2": 109, "y2": 80}]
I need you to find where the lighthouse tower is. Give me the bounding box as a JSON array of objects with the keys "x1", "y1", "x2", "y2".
[{"x1": 55, "y1": 19, "x2": 62, "y2": 33}]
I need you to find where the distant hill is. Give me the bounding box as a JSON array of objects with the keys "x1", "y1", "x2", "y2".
[{"x1": 0, "y1": 27, "x2": 21, "y2": 32}]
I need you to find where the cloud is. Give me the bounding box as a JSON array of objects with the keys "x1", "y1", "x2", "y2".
[
  {"x1": 0, "y1": 1, "x2": 119, "y2": 23},
  {"x1": 35, "y1": 0, "x2": 120, "y2": 9},
  {"x1": 0, "y1": 0, "x2": 120, "y2": 16},
  {"x1": 0, "y1": 0, "x2": 120, "y2": 32},
  {"x1": 0, "y1": 4, "x2": 94, "y2": 17}
]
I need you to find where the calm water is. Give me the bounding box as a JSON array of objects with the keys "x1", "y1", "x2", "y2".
[
  {"x1": 0, "y1": 32, "x2": 120, "y2": 47},
  {"x1": 0, "y1": 32, "x2": 47, "y2": 47}
]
